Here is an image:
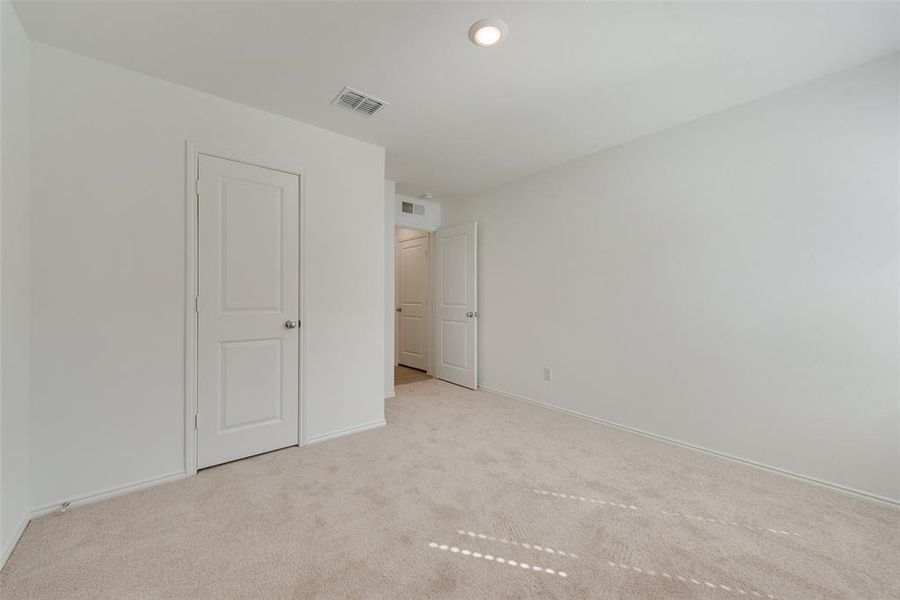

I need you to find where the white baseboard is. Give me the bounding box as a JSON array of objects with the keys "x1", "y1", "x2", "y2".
[
  {"x1": 6, "y1": 419, "x2": 384, "y2": 565},
  {"x1": 18, "y1": 418, "x2": 386, "y2": 527},
  {"x1": 480, "y1": 384, "x2": 900, "y2": 509},
  {"x1": 29, "y1": 470, "x2": 187, "y2": 520},
  {"x1": 306, "y1": 419, "x2": 386, "y2": 445},
  {"x1": 1, "y1": 513, "x2": 30, "y2": 570},
  {"x1": 1, "y1": 470, "x2": 186, "y2": 570}
]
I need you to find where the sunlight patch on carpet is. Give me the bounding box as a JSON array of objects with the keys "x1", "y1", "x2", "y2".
[
  {"x1": 428, "y1": 542, "x2": 569, "y2": 578},
  {"x1": 532, "y1": 488, "x2": 637, "y2": 510},
  {"x1": 532, "y1": 488, "x2": 800, "y2": 537},
  {"x1": 455, "y1": 529, "x2": 579, "y2": 558},
  {"x1": 606, "y1": 560, "x2": 775, "y2": 598},
  {"x1": 660, "y1": 510, "x2": 800, "y2": 537}
]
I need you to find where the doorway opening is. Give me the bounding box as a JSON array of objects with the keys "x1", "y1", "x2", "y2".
[
  {"x1": 390, "y1": 221, "x2": 479, "y2": 391},
  {"x1": 395, "y1": 227, "x2": 434, "y2": 387}
]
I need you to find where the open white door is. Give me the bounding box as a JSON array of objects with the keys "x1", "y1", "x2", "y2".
[
  {"x1": 197, "y1": 154, "x2": 300, "y2": 469},
  {"x1": 435, "y1": 222, "x2": 477, "y2": 389}
]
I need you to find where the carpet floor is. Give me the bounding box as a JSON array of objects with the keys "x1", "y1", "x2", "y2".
[{"x1": 2, "y1": 379, "x2": 898, "y2": 599}]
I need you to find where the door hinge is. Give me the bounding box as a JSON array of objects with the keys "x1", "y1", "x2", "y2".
[
  {"x1": 196, "y1": 180, "x2": 200, "y2": 199},
  {"x1": 194, "y1": 296, "x2": 200, "y2": 313},
  {"x1": 193, "y1": 414, "x2": 198, "y2": 430}
]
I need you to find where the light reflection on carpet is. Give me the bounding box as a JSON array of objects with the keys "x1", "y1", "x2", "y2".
[
  {"x1": 454, "y1": 529, "x2": 579, "y2": 558},
  {"x1": 532, "y1": 488, "x2": 800, "y2": 537},
  {"x1": 605, "y1": 560, "x2": 776, "y2": 598},
  {"x1": 428, "y1": 541, "x2": 569, "y2": 578}
]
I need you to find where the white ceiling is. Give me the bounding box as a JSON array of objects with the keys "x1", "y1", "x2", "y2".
[{"x1": 14, "y1": 1, "x2": 900, "y2": 200}]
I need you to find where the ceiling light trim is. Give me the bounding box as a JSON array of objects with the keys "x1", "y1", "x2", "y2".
[{"x1": 468, "y1": 18, "x2": 508, "y2": 47}]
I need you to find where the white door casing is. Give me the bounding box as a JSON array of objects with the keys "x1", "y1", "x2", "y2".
[
  {"x1": 396, "y1": 235, "x2": 429, "y2": 370},
  {"x1": 197, "y1": 154, "x2": 300, "y2": 469},
  {"x1": 435, "y1": 222, "x2": 477, "y2": 389}
]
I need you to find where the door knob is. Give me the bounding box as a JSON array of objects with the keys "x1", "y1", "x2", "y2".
[
  {"x1": 285, "y1": 320, "x2": 298, "y2": 329},
  {"x1": 466, "y1": 311, "x2": 474, "y2": 318},
  {"x1": 396, "y1": 307, "x2": 402, "y2": 312}
]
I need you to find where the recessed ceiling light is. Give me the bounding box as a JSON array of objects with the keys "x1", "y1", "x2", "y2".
[{"x1": 468, "y1": 18, "x2": 508, "y2": 47}]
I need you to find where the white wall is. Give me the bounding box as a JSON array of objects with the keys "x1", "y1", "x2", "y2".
[
  {"x1": 444, "y1": 55, "x2": 900, "y2": 503},
  {"x1": 29, "y1": 43, "x2": 385, "y2": 510},
  {"x1": 395, "y1": 194, "x2": 441, "y2": 231},
  {"x1": 1, "y1": 1, "x2": 31, "y2": 564},
  {"x1": 384, "y1": 180, "x2": 396, "y2": 398}
]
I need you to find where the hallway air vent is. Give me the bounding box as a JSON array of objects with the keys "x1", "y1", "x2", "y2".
[
  {"x1": 332, "y1": 86, "x2": 388, "y2": 116},
  {"x1": 401, "y1": 201, "x2": 426, "y2": 215}
]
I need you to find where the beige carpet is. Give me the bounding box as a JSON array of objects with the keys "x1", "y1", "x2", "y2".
[{"x1": 2, "y1": 379, "x2": 898, "y2": 599}]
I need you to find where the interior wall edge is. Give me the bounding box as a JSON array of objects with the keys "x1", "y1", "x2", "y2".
[
  {"x1": 1, "y1": 0, "x2": 33, "y2": 571},
  {"x1": 479, "y1": 384, "x2": 900, "y2": 508},
  {"x1": 0, "y1": 514, "x2": 29, "y2": 571},
  {"x1": 384, "y1": 179, "x2": 396, "y2": 399}
]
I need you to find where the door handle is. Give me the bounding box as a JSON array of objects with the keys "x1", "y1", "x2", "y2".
[
  {"x1": 466, "y1": 311, "x2": 474, "y2": 318},
  {"x1": 285, "y1": 320, "x2": 298, "y2": 329},
  {"x1": 396, "y1": 307, "x2": 402, "y2": 312}
]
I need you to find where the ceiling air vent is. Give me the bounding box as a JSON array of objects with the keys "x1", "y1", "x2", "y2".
[
  {"x1": 401, "y1": 201, "x2": 426, "y2": 216},
  {"x1": 332, "y1": 86, "x2": 388, "y2": 116}
]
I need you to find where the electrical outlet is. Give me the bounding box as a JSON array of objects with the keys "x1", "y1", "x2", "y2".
[{"x1": 543, "y1": 366, "x2": 552, "y2": 382}]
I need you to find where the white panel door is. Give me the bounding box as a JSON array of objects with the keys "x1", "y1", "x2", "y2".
[
  {"x1": 435, "y1": 222, "x2": 477, "y2": 389},
  {"x1": 197, "y1": 155, "x2": 300, "y2": 469},
  {"x1": 396, "y1": 235, "x2": 429, "y2": 370}
]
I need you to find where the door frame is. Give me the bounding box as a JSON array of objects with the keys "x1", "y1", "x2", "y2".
[
  {"x1": 394, "y1": 228, "x2": 433, "y2": 373},
  {"x1": 183, "y1": 140, "x2": 308, "y2": 476}
]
